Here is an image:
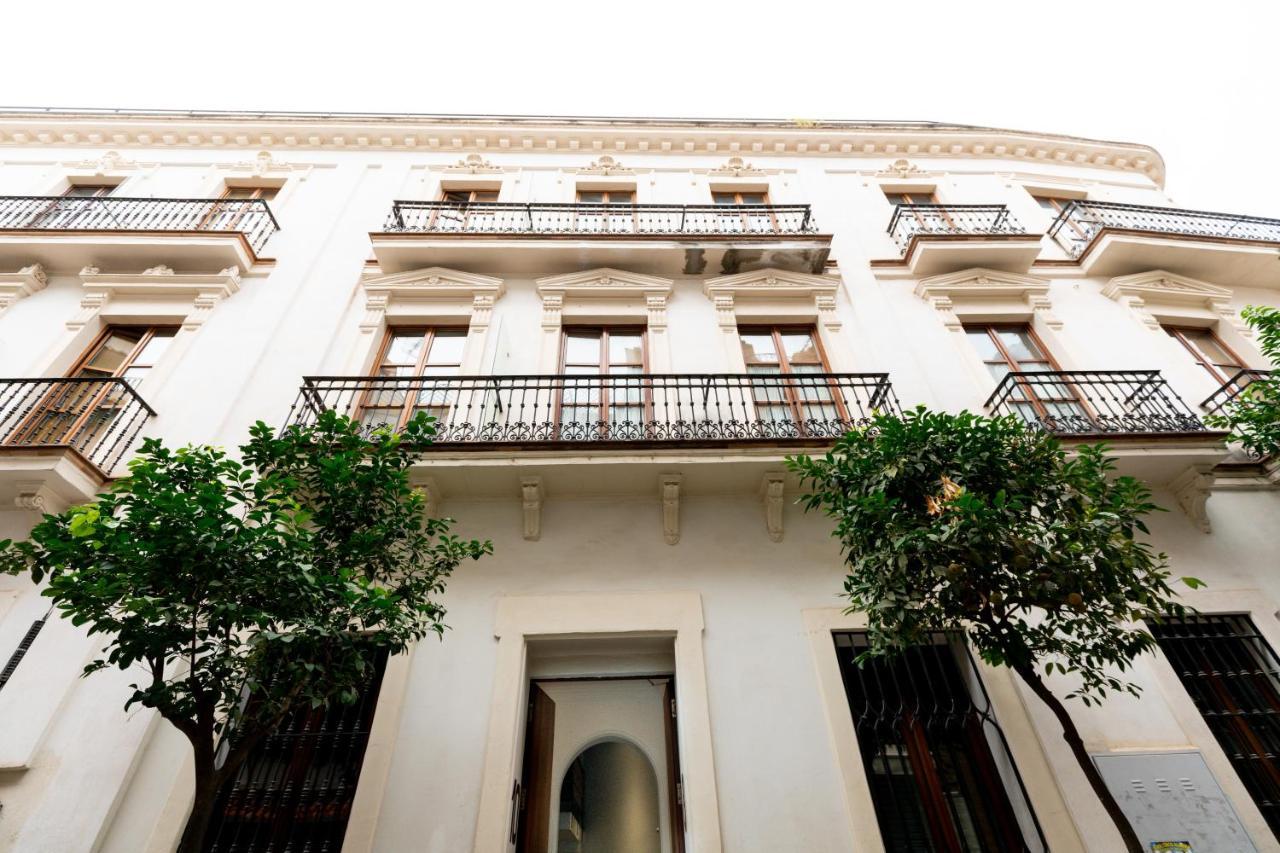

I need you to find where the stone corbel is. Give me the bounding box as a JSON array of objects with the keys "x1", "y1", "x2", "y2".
[
  {"x1": 646, "y1": 295, "x2": 669, "y2": 333},
  {"x1": 1028, "y1": 294, "x2": 1063, "y2": 330},
  {"x1": 541, "y1": 294, "x2": 564, "y2": 331},
  {"x1": 1169, "y1": 466, "x2": 1214, "y2": 534},
  {"x1": 713, "y1": 294, "x2": 736, "y2": 329},
  {"x1": 760, "y1": 472, "x2": 786, "y2": 542},
  {"x1": 521, "y1": 477, "x2": 544, "y2": 542},
  {"x1": 13, "y1": 482, "x2": 68, "y2": 516},
  {"x1": 0, "y1": 264, "x2": 47, "y2": 314},
  {"x1": 419, "y1": 476, "x2": 441, "y2": 518},
  {"x1": 361, "y1": 291, "x2": 391, "y2": 333},
  {"x1": 927, "y1": 295, "x2": 963, "y2": 331},
  {"x1": 471, "y1": 294, "x2": 497, "y2": 331},
  {"x1": 659, "y1": 474, "x2": 682, "y2": 545},
  {"x1": 815, "y1": 294, "x2": 841, "y2": 332}
]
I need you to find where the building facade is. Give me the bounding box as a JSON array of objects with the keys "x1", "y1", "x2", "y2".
[{"x1": 0, "y1": 110, "x2": 1277, "y2": 853}]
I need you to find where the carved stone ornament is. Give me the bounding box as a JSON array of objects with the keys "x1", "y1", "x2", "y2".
[
  {"x1": 221, "y1": 150, "x2": 305, "y2": 175},
  {"x1": 879, "y1": 158, "x2": 924, "y2": 179},
  {"x1": 1169, "y1": 466, "x2": 1214, "y2": 534},
  {"x1": 659, "y1": 474, "x2": 682, "y2": 546},
  {"x1": 71, "y1": 266, "x2": 242, "y2": 331},
  {"x1": 914, "y1": 267, "x2": 1059, "y2": 331},
  {"x1": 761, "y1": 472, "x2": 786, "y2": 542},
  {"x1": 577, "y1": 155, "x2": 633, "y2": 176},
  {"x1": 521, "y1": 477, "x2": 544, "y2": 542},
  {"x1": 0, "y1": 264, "x2": 48, "y2": 314},
  {"x1": 536, "y1": 268, "x2": 673, "y2": 331},
  {"x1": 446, "y1": 153, "x2": 500, "y2": 174},
  {"x1": 63, "y1": 150, "x2": 147, "y2": 174},
  {"x1": 708, "y1": 156, "x2": 764, "y2": 178}
]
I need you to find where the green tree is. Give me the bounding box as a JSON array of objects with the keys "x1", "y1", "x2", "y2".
[
  {"x1": 788, "y1": 408, "x2": 1201, "y2": 852},
  {"x1": 1205, "y1": 304, "x2": 1280, "y2": 458},
  {"x1": 0, "y1": 411, "x2": 491, "y2": 853}
]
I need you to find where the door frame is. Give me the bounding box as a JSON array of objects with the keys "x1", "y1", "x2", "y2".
[{"x1": 473, "y1": 592, "x2": 721, "y2": 853}]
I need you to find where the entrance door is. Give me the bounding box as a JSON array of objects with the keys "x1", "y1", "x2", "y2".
[{"x1": 519, "y1": 685, "x2": 557, "y2": 853}]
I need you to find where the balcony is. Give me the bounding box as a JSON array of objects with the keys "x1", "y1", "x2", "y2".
[
  {"x1": 0, "y1": 378, "x2": 155, "y2": 506},
  {"x1": 368, "y1": 201, "x2": 831, "y2": 276},
  {"x1": 879, "y1": 204, "x2": 1042, "y2": 276},
  {"x1": 1201, "y1": 369, "x2": 1273, "y2": 415},
  {"x1": 1047, "y1": 201, "x2": 1280, "y2": 287},
  {"x1": 289, "y1": 372, "x2": 896, "y2": 497},
  {"x1": 0, "y1": 196, "x2": 279, "y2": 273},
  {"x1": 985, "y1": 370, "x2": 1224, "y2": 483}
]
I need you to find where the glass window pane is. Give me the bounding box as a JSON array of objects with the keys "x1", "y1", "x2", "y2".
[
  {"x1": 608, "y1": 334, "x2": 644, "y2": 365},
  {"x1": 740, "y1": 333, "x2": 778, "y2": 365},
  {"x1": 739, "y1": 193, "x2": 767, "y2": 205},
  {"x1": 426, "y1": 331, "x2": 467, "y2": 365},
  {"x1": 608, "y1": 191, "x2": 634, "y2": 203},
  {"x1": 472, "y1": 191, "x2": 499, "y2": 202},
  {"x1": 996, "y1": 329, "x2": 1044, "y2": 362},
  {"x1": 965, "y1": 329, "x2": 1000, "y2": 361},
  {"x1": 712, "y1": 193, "x2": 737, "y2": 205},
  {"x1": 442, "y1": 190, "x2": 471, "y2": 203},
  {"x1": 1183, "y1": 330, "x2": 1237, "y2": 367},
  {"x1": 79, "y1": 330, "x2": 143, "y2": 376},
  {"x1": 564, "y1": 333, "x2": 601, "y2": 364},
  {"x1": 132, "y1": 330, "x2": 176, "y2": 366},
  {"x1": 384, "y1": 334, "x2": 425, "y2": 366},
  {"x1": 577, "y1": 191, "x2": 605, "y2": 204},
  {"x1": 780, "y1": 332, "x2": 821, "y2": 365}
]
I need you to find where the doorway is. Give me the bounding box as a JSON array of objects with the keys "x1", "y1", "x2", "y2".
[{"x1": 516, "y1": 670, "x2": 685, "y2": 853}]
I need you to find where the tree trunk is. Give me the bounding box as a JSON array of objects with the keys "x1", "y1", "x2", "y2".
[
  {"x1": 175, "y1": 772, "x2": 221, "y2": 853},
  {"x1": 1012, "y1": 663, "x2": 1142, "y2": 853}
]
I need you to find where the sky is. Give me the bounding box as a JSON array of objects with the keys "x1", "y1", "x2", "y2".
[{"x1": 3, "y1": 0, "x2": 1278, "y2": 217}]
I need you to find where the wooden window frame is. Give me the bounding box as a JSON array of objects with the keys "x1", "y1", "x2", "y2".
[
  {"x1": 1032, "y1": 194, "x2": 1088, "y2": 240},
  {"x1": 556, "y1": 326, "x2": 649, "y2": 436},
  {"x1": 6, "y1": 325, "x2": 175, "y2": 449},
  {"x1": 964, "y1": 323, "x2": 1088, "y2": 423},
  {"x1": 574, "y1": 189, "x2": 637, "y2": 232},
  {"x1": 1164, "y1": 325, "x2": 1248, "y2": 385},
  {"x1": 199, "y1": 184, "x2": 279, "y2": 232},
  {"x1": 433, "y1": 188, "x2": 500, "y2": 231},
  {"x1": 884, "y1": 190, "x2": 953, "y2": 230},
  {"x1": 711, "y1": 190, "x2": 777, "y2": 232},
  {"x1": 738, "y1": 324, "x2": 848, "y2": 431},
  {"x1": 356, "y1": 326, "x2": 468, "y2": 432}
]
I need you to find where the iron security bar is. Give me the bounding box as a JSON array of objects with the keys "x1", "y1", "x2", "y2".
[
  {"x1": 0, "y1": 196, "x2": 279, "y2": 253},
  {"x1": 1047, "y1": 200, "x2": 1280, "y2": 258},
  {"x1": 288, "y1": 372, "x2": 898, "y2": 445},
  {"x1": 887, "y1": 204, "x2": 1027, "y2": 254},
  {"x1": 0, "y1": 377, "x2": 156, "y2": 472},
  {"x1": 1200, "y1": 368, "x2": 1273, "y2": 414},
  {"x1": 984, "y1": 370, "x2": 1206, "y2": 435},
  {"x1": 382, "y1": 201, "x2": 818, "y2": 236}
]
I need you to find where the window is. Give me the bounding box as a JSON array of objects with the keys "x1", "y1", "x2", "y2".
[
  {"x1": 964, "y1": 324, "x2": 1086, "y2": 424},
  {"x1": 5, "y1": 326, "x2": 176, "y2": 449},
  {"x1": 712, "y1": 190, "x2": 774, "y2": 232},
  {"x1": 433, "y1": 188, "x2": 500, "y2": 231},
  {"x1": 884, "y1": 191, "x2": 952, "y2": 233},
  {"x1": 1148, "y1": 615, "x2": 1280, "y2": 837},
  {"x1": 202, "y1": 185, "x2": 279, "y2": 232},
  {"x1": 883, "y1": 191, "x2": 938, "y2": 206},
  {"x1": 739, "y1": 326, "x2": 841, "y2": 433},
  {"x1": 24, "y1": 183, "x2": 118, "y2": 227},
  {"x1": 558, "y1": 327, "x2": 647, "y2": 435},
  {"x1": 357, "y1": 327, "x2": 467, "y2": 432},
  {"x1": 576, "y1": 190, "x2": 633, "y2": 204},
  {"x1": 575, "y1": 189, "x2": 635, "y2": 232},
  {"x1": 1031, "y1": 195, "x2": 1088, "y2": 241},
  {"x1": 1165, "y1": 326, "x2": 1248, "y2": 385},
  {"x1": 63, "y1": 184, "x2": 117, "y2": 198},
  {"x1": 834, "y1": 632, "x2": 1044, "y2": 851},
  {"x1": 203, "y1": 648, "x2": 389, "y2": 853}
]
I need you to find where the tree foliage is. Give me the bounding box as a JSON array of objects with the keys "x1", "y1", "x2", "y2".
[
  {"x1": 0, "y1": 410, "x2": 491, "y2": 852},
  {"x1": 788, "y1": 407, "x2": 1197, "y2": 703},
  {"x1": 1205, "y1": 304, "x2": 1280, "y2": 458}
]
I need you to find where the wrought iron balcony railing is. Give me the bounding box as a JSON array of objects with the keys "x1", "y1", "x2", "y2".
[
  {"x1": 0, "y1": 378, "x2": 156, "y2": 472},
  {"x1": 1201, "y1": 368, "x2": 1274, "y2": 414},
  {"x1": 887, "y1": 204, "x2": 1028, "y2": 254},
  {"x1": 0, "y1": 196, "x2": 279, "y2": 254},
  {"x1": 984, "y1": 370, "x2": 1207, "y2": 435},
  {"x1": 382, "y1": 201, "x2": 818, "y2": 236},
  {"x1": 289, "y1": 373, "x2": 898, "y2": 445},
  {"x1": 1047, "y1": 200, "x2": 1280, "y2": 258}
]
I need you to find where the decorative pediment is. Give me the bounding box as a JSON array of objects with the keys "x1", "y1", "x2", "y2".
[
  {"x1": 703, "y1": 268, "x2": 842, "y2": 330},
  {"x1": 536, "y1": 268, "x2": 672, "y2": 331},
  {"x1": 1103, "y1": 270, "x2": 1244, "y2": 334},
  {"x1": 360, "y1": 266, "x2": 505, "y2": 333},
  {"x1": 0, "y1": 264, "x2": 47, "y2": 314},
  {"x1": 915, "y1": 267, "x2": 1059, "y2": 330},
  {"x1": 575, "y1": 155, "x2": 634, "y2": 176},
  {"x1": 73, "y1": 265, "x2": 242, "y2": 331}
]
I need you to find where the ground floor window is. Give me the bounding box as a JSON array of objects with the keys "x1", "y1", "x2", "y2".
[
  {"x1": 202, "y1": 648, "x2": 389, "y2": 853},
  {"x1": 1148, "y1": 614, "x2": 1280, "y2": 838},
  {"x1": 833, "y1": 632, "x2": 1045, "y2": 852}
]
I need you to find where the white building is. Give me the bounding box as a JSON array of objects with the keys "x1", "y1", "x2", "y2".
[{"x1": 0, "y1": 110, "x2": 1277, "y2": 853}]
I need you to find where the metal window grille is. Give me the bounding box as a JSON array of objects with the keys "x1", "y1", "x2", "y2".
[
  {"x1": 0, "y1": 617, "x2": 47, "y2": 692},
  {"x1": 833, "y1": 632, "x2": 1046, "y2": 852},
  {"x1": 1147, "y1": 615, "x2": 1280, "y2": 837},
  {"x1": 203, "y1": 648, "x2": 390, "y2": 853}
]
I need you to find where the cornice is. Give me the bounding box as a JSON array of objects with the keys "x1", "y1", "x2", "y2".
[
  {"x1": 703, "y1": 268, "x2": 839, "y2": 299},
  {"x1": 536, "y1": 267, "x2": 673, "y2": 298},
  {"x1": 0, "y1": 111, "x2": 1166, "y2": 186},
  {"x1": 361, "y1": 266, "x2": 505, "y2": 300}
]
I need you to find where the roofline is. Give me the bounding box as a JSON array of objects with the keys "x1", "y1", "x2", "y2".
[{"x1": 0, "y1": 107, "x2": 1167, "y2": 186}]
